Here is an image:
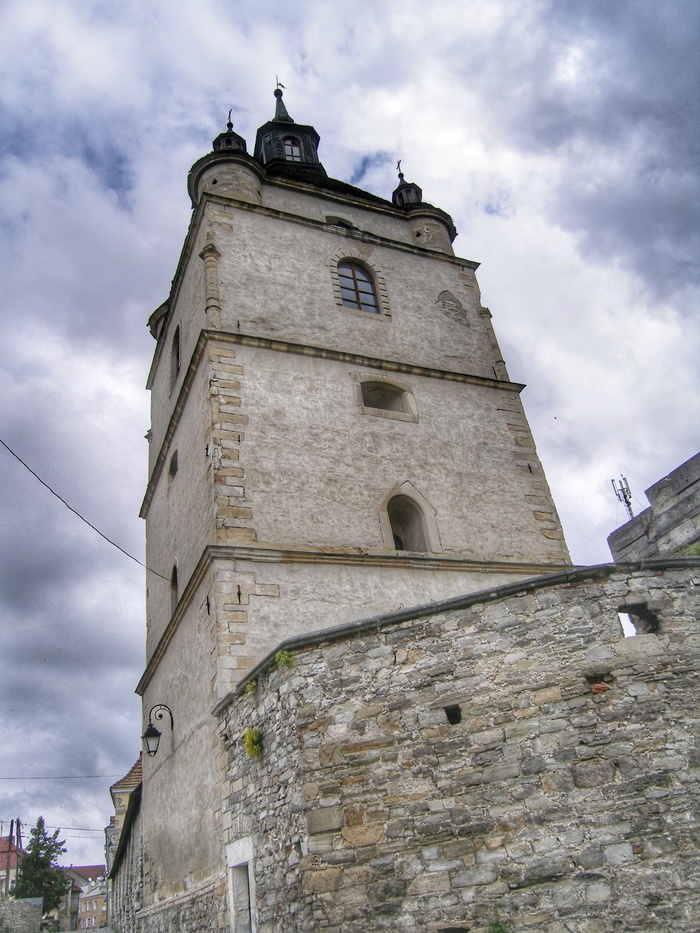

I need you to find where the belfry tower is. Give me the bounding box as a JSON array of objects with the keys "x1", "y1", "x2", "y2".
[{"x1": 135, "y1": 91, "x2": 570, "y2": 927}]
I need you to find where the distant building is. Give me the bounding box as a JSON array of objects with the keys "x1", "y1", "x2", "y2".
[
  {"x1": 77, "y1": 877, "x2": 107, "y2": 929},
  {"x1": 608, "y1": 451, "x2": 700, "y2": 560},
  {"x1": 106, "y1": 758, "x2": 143, "y2": 933},
  {"x1": 53, "y1": 864, "x2": 106, "y2": 931},
  {"x1": 106, "y1": 756, "x2": 142, "y2": 876},
  {"x1": 0, "y1": 835, "x2": 22, "y2": 893}
]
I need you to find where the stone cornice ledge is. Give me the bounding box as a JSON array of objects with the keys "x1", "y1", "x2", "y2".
[
  {"x1": 212, "y1": 556, "x2": 700, "y2": 717},
  {"x1": 136, "y1": 542, "x2": 569, "y2": 696}
]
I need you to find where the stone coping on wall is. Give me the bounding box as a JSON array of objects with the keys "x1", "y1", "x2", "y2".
[{"x1": 212, "y1": 556, "x2": 700, "y2": 717}]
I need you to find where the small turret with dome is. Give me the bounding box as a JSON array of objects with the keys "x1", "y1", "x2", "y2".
[
  {"x1": 392, "y1": 161, "x2": 423, "y2": 207},
  {"x1": 212, "y1": 110, "x2": 247, "y2": 154}
]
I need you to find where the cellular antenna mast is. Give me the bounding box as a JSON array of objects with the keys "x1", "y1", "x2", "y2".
[{"x1": 611, "y1": 475, "x2": 634, "y2": 520}]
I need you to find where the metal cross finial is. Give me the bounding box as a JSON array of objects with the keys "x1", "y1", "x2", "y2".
[{"x1": 396, "y1": 159, "x2": 402, "y2": 173}]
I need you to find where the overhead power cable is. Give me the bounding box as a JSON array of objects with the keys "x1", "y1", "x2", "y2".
[
  {"x1": 0, "y1": 436, "x2": 169, "y2": 581},
  {"x1": 1, "y1": 821, "x2": 104, "y2": 835},
  {"x1": 0, "y1": 774, "x2": 122, "y2": 781}
]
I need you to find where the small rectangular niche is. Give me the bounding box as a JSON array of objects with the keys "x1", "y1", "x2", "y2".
[
  {"x1": 444, "y1": 704, "x2": 462, "y2": 725},
  {"x1": 351, "y1": 373, "x2": 419, "y2": 423}
]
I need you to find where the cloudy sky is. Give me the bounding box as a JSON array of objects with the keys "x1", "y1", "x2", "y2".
[{"x1": 0, "y1": 0, "x2": 697, "y2": 866}]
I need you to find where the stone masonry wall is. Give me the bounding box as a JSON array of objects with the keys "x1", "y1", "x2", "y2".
[
  {"x1": 109, "y1": 794, "x2": 142, "y2": 933},
  {"x1": 0, "y1": 896, "x2": 41, "y2": 933},
  {"x1": 135, "y1": 875, "x2": 228, "y2": 933},
  {"x1": 220, "y1": 559, "x2": 700, "y2": 932}
]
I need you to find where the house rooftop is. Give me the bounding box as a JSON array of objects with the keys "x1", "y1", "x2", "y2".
[{"x1": 110, "y1": 754, "x2": 142, "y2": 792}]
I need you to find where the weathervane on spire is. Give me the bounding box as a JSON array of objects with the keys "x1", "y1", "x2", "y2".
[
  {"x1": 396, "y1": 159, "x2": 403, "y2": 179},
  {"x1": 227, "y1": 108, "x2": 233, "y2": 131},
  {"x1": 276, "y1": 76, "x2": 286, "y2": 90}
]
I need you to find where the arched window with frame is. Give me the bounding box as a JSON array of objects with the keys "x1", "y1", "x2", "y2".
[
  {"x1": 337, "y1": 261, "x2": 379, "y2": 314},
  {"x1": 283, "y1": 137, "x2": 302, "y2": 161},
  {"x1": 387, "y1": 495, "x2": 428, "y2": 552}
]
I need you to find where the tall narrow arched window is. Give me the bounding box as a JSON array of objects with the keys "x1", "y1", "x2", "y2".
[
  {"x1": 170, "y1": 564, "x2": 179, "y2": 616},
  {"x1": 283, "y1": 137, "x2": 302, "y2": 161},
  {"x1": 387, "y1": 495, "x2": 428, "y2": 552},
  {"x1": 170, "y1": 325, "x2": 180, "y2": 392},
  {"x1": 337, "y1": 261, "x2": 379, "y2": 314}
]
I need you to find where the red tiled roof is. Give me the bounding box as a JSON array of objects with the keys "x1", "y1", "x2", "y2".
[
  {"x1": 110, "y1": 754, "x2": 142, "y2": 791},
  {"x1": 66, "y1": 864, "x2": 106, "y2": 883},
  {"x1": 0, "y1": 838, "x2": 22, "y2": 870}
]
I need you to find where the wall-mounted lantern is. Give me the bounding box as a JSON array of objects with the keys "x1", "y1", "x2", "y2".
[{"x1": 141, "y1": 704, "x2": 174, "y2": 757}]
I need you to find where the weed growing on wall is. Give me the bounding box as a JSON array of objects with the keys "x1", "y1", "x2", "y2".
[
  {"x1": 488, "y1": 914, "x2": 510, "y2": 933},
  {"x1": 243, "y1": 727, "x2": 263, "y2": 759}
]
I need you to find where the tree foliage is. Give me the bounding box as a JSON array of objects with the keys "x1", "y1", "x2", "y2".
[{"x1": 13, "y1": 817, "x2": 69, "y2": 913}]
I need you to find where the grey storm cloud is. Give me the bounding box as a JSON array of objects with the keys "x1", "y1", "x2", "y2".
[{"x1": 505, "y1": 0, "x2": 699, "y2": 296}]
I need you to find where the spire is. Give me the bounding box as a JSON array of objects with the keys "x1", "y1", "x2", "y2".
[
  {"x1": 273, "y1": 87, "x2": 294, "y2": 123},
  {"x1": 392, "y1": 160, "x2": 422, "y2": 208},
  {"x1": 253, "y1": 86, "x2": 325, "y2": 176}
]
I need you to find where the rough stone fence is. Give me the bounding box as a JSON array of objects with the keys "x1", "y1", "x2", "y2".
[
  {"x1": 218, "y1": 558, "x2": 700, "y2": 932},
  {"x1": 0, "y1": 896, "x2": 41, "y2": 933}
]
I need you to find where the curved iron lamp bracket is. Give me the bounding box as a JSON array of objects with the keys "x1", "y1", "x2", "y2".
[{"x1": 142, "y1": 704, "x2": 174, "y2": 756}]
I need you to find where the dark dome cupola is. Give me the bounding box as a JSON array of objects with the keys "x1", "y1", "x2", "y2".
[
  {"x1": 392, "y1": 163, "x2": 422, "y2": 207},
  {"x1": 254, "y1": 88, "x2": 326, "y2": 178},
  {"x1": 212, "y1": 111, "x2": 247, "y2": 153}
]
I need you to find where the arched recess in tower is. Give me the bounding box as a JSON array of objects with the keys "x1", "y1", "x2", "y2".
[
  {"x1": 387, "y1": 495, "x2": 428, "y2": 552},
  {"x1": 379, "y1": 482, "x2": 442, "y2": 553}
]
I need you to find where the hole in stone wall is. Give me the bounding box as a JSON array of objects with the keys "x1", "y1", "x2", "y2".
[
  {"x1": 444, "y1": 704, "x2": 462, "y2": 724},
  {"x1": 585, "y1": 672, "x2": 615, "y2": 693},
  {"x1": 168, "y1": 450, "x2": 178, "y2": 477},
  {"x1": 584, "y1": 672, "x2": 615, "y2": 685},
  {"x1": 618, "y1": 612, "x2": 636, "y2": 637},
  {"x1": 618, "y1": 603, "x2": 660, "y2": 636}
]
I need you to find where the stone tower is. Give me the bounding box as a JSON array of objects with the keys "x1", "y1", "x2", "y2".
[{"x1": 135, "y1": 91, "x2": 570, "y2": 928}]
